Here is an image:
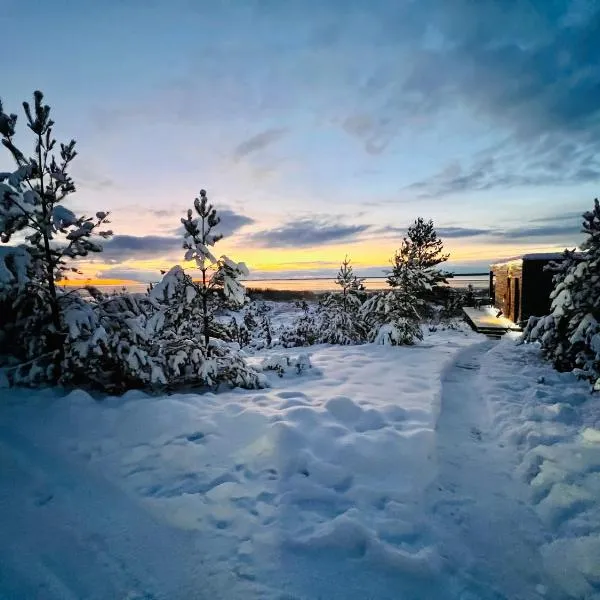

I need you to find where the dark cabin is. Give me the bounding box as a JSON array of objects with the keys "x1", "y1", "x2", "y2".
[{"x1": 489, "y1": 253, "x2": 562, "y2": 325}]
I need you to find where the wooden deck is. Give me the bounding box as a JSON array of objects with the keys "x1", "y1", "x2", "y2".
[{"x1": 462, "y1": 306, "x2": 521, "y2": 335}]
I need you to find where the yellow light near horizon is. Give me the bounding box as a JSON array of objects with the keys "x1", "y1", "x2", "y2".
[
  {"x1": 61, "y1": 278, "x2": 142, "y2": 287},
  {"x1": 69, "y1": 238, "x2": 573, "y2": 282}
]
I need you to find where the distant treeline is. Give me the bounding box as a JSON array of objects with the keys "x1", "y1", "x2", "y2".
[{"x1": 246, "y1": 287, "x2": 321, "y2": 301}]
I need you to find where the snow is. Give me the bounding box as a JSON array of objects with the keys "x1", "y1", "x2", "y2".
[
  {"x1": 522, "y1": 253, "x2": 567, "y2": 261},
  {"x1": 491, "y1": 253, "x2": 566, "y2": 268},
  {"x1": 479, "y1": 338, "x2": 600, "y2": 599},
  {"x1": 1, "y1": 326, "x2": 599, "y2": 599},
  {"x1": 52, "y1": 205, "x2": 78, "y2": 229},
  {"x1": 0, "y1": 244, "x2": 30, "y2": 287}
]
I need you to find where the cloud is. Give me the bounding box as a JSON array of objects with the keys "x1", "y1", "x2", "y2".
[
  {"x1": 373, "y1": 210, "x2": 584, "y2": 245},
  {"x1": 233, "y1": 128, "x2": 288, "y2": 161},
  {"x1": 341, "y1": 114, "x2": 396, "y2": 155},
  {"x1": 394, "y1": 0, "x2": 600, "y2": 191},
  {"x1": 401, "y1": 1, "x2": 600, "y2": 135},
  {"x1": 332, "y1": 0, "x2": 600, "y2": 190},
  {"x1": 95, "y1": 267, "x2": 163, "y2": 283},
  {"x1": 215, "y1": 209, "x2": 255, "y2": 237},
  {"x1": 501, "y1": 223, "x2": 582, "y2": 240},
  {"x1": 72, "y1": 162, "x2": 117, "y2": 191},
  {"x1": 376, "y1": 225, "x2": 492, "y2": 239},
  {"x1": 149, "y1": 209, "x2": 173, "y2": 218},
  {"x1": 407, "y1": 147, "x2": 600, "y2": 198},
  {"x1": 245, "y1": 219, "x2": 370, "y2": 248},
  {"x1": 529, "y1": 211, "x2": 585, "y2": 224},
  {"x1": 100, "y1": 235, "x2": 181, "y2": 264},
  {"x1": 242, "y1": 211, "x2": 584, "y2": 251},
  {"x1": 172, "y1": 208, "x2": 255, "y2": 239}
]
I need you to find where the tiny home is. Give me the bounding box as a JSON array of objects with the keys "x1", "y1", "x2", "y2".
[{"x1": 489, "y1": 253, "x2": 563, "y2": 325}]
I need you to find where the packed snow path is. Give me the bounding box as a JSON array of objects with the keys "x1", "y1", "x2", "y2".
[{"x1": 428, "y1": 341, "x2": 554, "y2": 600}]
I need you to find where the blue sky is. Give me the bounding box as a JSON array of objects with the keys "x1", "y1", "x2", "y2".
[{"x1": 1, "y1": 0, "x2": 599, "y2": 281}]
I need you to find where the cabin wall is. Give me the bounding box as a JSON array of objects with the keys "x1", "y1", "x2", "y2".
[
  {"x1": 492, "y1": 258, "x2": 558, "y2": 324},
  {"x1": 492, "y1": 262, "x2": 523, "y2": 323},
  {"x1": 521, "y1": 260, "x2": 556, "y2": 319}
]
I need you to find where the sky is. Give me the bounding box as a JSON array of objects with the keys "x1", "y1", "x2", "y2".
[{"x1": 1, "y1": 0, "x2": 599, "y2": 283}]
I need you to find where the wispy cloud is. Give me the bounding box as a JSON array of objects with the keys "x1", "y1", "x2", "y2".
[
  {"x1": 233, "y1": 128, "x2": 288, "y2": 161},
  {"x1": 406, "y1": 148, "x2": 600, "y2": 198},
  {"x1": 245, "y1": 218, "x2": 370, "y2": 248},
  {"x1": 501, "y1": 223, "x2": 582, "y2": 240},
  {"x1": 100, "y1": 235, "x2": 181, "y2": 264},
  {"x1": 172, "y1": 209, "x2": 255, "y2": 239},
  {"x1": 376, "y1": 225, "x2": 492, "y2": 239},
  {"x1": 95, "y1": 267, "x2": 163, "y2": 283}
]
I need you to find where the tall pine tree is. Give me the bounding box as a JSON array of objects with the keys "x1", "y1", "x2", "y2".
[
  {"x1": 404, "y1": 217, "x2": 449, "y2": 287},
  {"x1": 524, "y1": 199, "x2": 600, "y2": 390},
  {"x1": 0, "y1": 91, "x2": 112, "y2": 378}
]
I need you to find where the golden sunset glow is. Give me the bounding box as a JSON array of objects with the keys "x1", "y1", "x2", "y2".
[
  {"x1": 64, "y1": 237, "x2": 575, "y2": 285},
  {"x1": 61, "y1": 278, "x2": 141, "y2": 288}
]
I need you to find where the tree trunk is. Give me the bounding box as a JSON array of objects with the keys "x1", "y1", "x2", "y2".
[
  {"x1": 200, "y1": 214, "x2": 210, "y2": 348},
  {"x1": 37, "y1": 136, "x2": 63, "y2": 371},
  {"x1": 202, "y1": 271, "x2": 209, "y2": 348}
]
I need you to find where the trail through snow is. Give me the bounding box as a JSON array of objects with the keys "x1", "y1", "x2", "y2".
[{"x1": 428, "y1": 341, "x2": 554, "y2": 600}]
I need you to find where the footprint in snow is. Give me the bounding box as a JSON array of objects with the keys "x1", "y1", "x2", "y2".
[
  {"x1": 276, "y1": 391, "x2": 310, "y2": 400},
  {"x1": 33, "y1": 491, "x2": 54, "y2": 506},
  {"x1": 470, "y1": 427, "x2": 482, "y2": 441}
]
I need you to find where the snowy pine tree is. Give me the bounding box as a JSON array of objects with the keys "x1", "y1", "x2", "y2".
[
  {"x1": 524, "y1": 199, "x2": 600, "y2": 390},
  {"x1": 334, "y1": 255, "x2": 364, "y2": 311},
  {"x1": 318, "y1": 256, "x2": 366, "y2": 345},
  {"x1": 242, "y1": 301, "x2": 273, "y2": 350},
  {"x1": 280, "y1": 301, "x2": 321, "y2": 347},
  {"x1": 0, "y1": 91, "x2": 112, "y2": 382},
  {"x1": 360, "y1": 287, "x2": 422, "y2": 345},
  {"x1": 181, "y1": 189, "x2": 249, "y2": 347},
  {"x1": 359, "y1": 236, "x2": 434, "y2": 345},
  {"x1": 405, "y1": 217, "x2": 450, "y2": 288}
]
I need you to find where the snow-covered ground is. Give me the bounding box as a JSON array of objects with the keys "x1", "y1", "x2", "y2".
[
  {"x1": 1, "y1": 327, "x2": 599, "y2": 599},
  {"x1": 479, "y1": 338, "x2": 600, "y2": 600}
]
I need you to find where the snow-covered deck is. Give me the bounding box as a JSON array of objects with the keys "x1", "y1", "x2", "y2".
[{"x1": 462, "y1": 306, "x2": 521, "y2": 334}]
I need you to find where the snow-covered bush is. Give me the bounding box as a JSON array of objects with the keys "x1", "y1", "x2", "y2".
[
  {"x1": 361, "y1": 290, "x2": 422, "y2": 345},
  {"x1": 0, "y1": 246, "x2": 51, "y2": 367},
  {"x1": 60, "y1": 267, "x2": 264, "y2": 392},
  {"x1": 280, "y1": 302, "x2": 323, "y2": 347},
  {"x1": 261, "y1": 353, "x2": 313, "y2": 377},
  {"x1": 523, "y1": 199, "x2": 600, "y2": 391},
  {"x1": 1, "y1": 183, "x2": 264, "y2": 392},
  {"x1": 240, "y1": 301, "x2": 274, "y2": 350},
  {"x1": 0, "y1": 91, "x2": 111, "y2": 383}
]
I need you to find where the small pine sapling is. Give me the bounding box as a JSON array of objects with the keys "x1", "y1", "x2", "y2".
[
  {"x1": 335, "y1": 255, "x2": 364, "y2": 312},
  {"x1": 181, "y1": 189, "x2": 249, "y2": 348},
  {"x1": 319, "y1": 256, "x2": 366, "y2": 344}
]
